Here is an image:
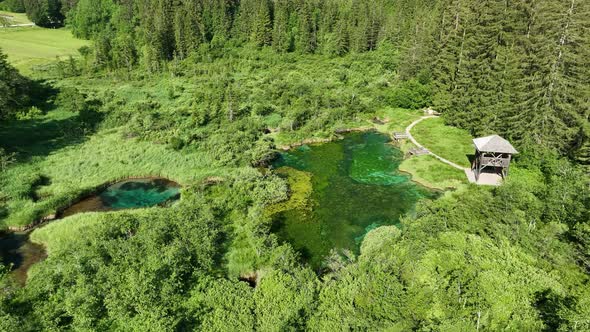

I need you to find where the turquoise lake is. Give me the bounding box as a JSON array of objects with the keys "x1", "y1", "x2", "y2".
[
  {"x1": 271, "y1": 131, "x2": 435, "y2": 270},
  {"x1": 61, "y1": 178, "x2": 181, "y2": 217}
]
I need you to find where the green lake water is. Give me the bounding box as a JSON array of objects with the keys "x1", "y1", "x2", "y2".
[{"x1": 271, "y1": 131, "x2": 435, "y2": 270}]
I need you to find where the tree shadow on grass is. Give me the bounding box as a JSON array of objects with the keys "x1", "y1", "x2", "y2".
[
  {"x1": 0, "y1": 80, "x2": 104, "y2": 163},
  {"x1": 534, "y1": 289, "x2": 576, "y2": 331},
  {"x1": 0, "y1": 113, "x2": 89, "y2": 163},
  {"x1": 29, "y1": 79, "x2": 59, "y2": 112}
]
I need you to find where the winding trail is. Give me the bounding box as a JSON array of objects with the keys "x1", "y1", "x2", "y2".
[{"x1": 405, "y1": 116, "x2": 467, "y2": 171}]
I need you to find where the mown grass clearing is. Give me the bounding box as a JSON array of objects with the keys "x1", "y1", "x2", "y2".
[
  {"x1": 0, "y1": 11, "x2": 31, "y2": 25},
  {"x1": 411, "y1": 117, "x2": 473, "y2": 168},
  {"x1": 371, "y1": 110, "x2": 469, "y2": 189},
  {"x1": 0, "y1": 27, "x2": 88, "y2": 74}
]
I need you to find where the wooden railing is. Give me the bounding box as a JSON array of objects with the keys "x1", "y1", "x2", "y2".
[{"x1": 481, "y1": 156, "x2": 510, "y2": 167}]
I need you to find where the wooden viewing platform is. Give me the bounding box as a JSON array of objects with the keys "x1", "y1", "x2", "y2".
[
  {"x1": 408, "y1": 147, "x2": 430, "y2": 156},
  {"x1": 393, "y1": 132, "x2": 409, "y2": 140}
]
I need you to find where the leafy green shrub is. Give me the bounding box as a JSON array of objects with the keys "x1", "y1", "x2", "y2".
[
  {"x1": 169, "y1": 137, "x2": 185, "y2": 151},
  {"x1": 388, "y1": 80, "x2": 431, "y2": 109},
  {"x1": 0, "y1": 148, "x2": 16, "y2": 171},
  {"x1": 55, "y1": 87, "x2": 86, "y2": 113},
  {"x1": 1, "y1": 0, "x2": 25, "y2": 12},
  {"x1": 15, "y1": 106, "x2": 43, "y2": 120}
]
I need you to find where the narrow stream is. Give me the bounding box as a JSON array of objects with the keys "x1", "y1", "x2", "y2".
[{"x1": 0, "y1": 231, "x2": 46, "y2": 285}]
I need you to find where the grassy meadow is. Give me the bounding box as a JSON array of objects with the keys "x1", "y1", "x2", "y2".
[
  {"x1": 0, "y1": 11, "x2": 31, "y2": 25},
  {"x1": 399, "y1": 155, "x2": 467, "y2": 190},
  {"x1": 0, "y1": 40, "x2": 475, "y2": 228},
  {"x1": 374, "y1": 108, "x2": 424, "y2": 133},
  {"x1": 0, "y1": 26, "x2": 88, "y2": 74}
]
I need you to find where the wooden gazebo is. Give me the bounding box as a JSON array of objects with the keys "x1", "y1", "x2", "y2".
[{"x1": 472, "y1": 135, "x2": 518, "y2": 181}]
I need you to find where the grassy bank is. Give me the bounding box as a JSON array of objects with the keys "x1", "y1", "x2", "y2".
[
  {"x1": 399, "y1": 155, "x2": 466, "y2": 190},
  {"x1": 270, "y1": 108, "x2": 471, "y2": 190},
  {"x1": 393, "y1": 116, "x2": 472, "y2": 189},
  {"x1": 366, "y1": 111, "x2": 471, "y2": 190}
]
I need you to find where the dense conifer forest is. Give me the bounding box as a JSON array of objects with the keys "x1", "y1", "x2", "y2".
[{"x1": 1, "y1": 0, "x2": 589, "y2": 330}]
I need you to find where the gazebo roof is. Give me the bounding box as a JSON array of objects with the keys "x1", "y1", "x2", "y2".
[{"x1": 473, "y1": 135, "x2": 518, "y2": 154}]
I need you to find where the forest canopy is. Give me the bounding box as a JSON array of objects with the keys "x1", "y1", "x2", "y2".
[
  {"x1": 7, "y1": 0, "x2": 589, "y2": 163},
  {"x1": 40, "y1": 0, "x2": 588, "y2": 164}
]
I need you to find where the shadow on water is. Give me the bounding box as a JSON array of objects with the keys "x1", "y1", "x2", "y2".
[
  {"x1": 0, "y1": 231, "x2": 47, "y2": 285},
  {"x1": 0, "y1": 82, "x2": 104, "y2": 163}
]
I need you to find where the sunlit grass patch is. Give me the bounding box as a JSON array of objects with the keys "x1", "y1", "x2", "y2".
[
  {"x1": 411, "y1": 117, "x2": 473, "y2": 168},
  {"x1": 400, "y1": 155, "x2": 467, "y2": 190},
  {"x1": 0, "y1": 11, "x2": 31, "y2": 25},
  {"x1": 375, "y1": 108, "x2": 423, "y2": 133},
  {"x1": 0, "y1": 27, "x2": 89, "y2": 74}
]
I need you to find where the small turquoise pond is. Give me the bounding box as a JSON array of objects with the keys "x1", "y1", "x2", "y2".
[
  {"x1": 271, "y1": 131, "x2": 436, "y2": 270},
  {"x1": 0, "y1": 178, "x2": 181, "y2": 284},
  {"x1": 62, "y1": 178, "x2": 181, "y2": 217}
]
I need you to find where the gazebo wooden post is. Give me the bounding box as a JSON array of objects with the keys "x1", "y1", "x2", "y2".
[
  {"x1": 474, "y1": 150, "x2": 479, "y2": 181},
  {"x1": 504, "y1": 154, "x2": 512, "y2": 177}
]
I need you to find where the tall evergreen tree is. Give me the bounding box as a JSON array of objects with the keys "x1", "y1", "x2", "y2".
[
  {"x1": 0, "y1": 49, "x2": 30, "y2": 119},
  {"x1": 252, "y1": 0, "x2": 272, "y2": 47},
  {"x1": 23, "y1": 0, "x2": 64, "y2": 27},
  {"x1": 272, "y1": 0, "x2": 293, "y2": 52}
]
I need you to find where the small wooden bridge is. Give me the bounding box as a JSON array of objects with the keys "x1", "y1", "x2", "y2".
[{"x1": 408, "y1": 147, "x2": 430, "y2": 156}]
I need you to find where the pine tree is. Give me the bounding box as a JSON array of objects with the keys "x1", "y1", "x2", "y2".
[
  {"x1": 272, "y1": 0, "x2": 293, "y2": 52},
  {"x1": 507, "y1": 0, "x2": 589, "y2": 152},
  {"x1": 174, "y1": 0, "x2": 204, "y2": 59},
  {"x1": 431, "y1": 0, "x2": 470, "y2": 115},
  {"x1": 252, "y1": 0, "x2": 272, "y2": 47},
  {"x1": 296, "y1": 0, "x2": 318, "y2": 53}
]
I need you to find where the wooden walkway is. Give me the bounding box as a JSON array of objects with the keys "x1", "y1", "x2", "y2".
[
  {"x1": 408, "y1": 147, "x2": 429, "y2": 156},
  {"x1": 404, "y1": 116, "x2": 466, "y2": 171},
  {"x1": 393, "y1": 132, "x2": 409, "y2": 140}
]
